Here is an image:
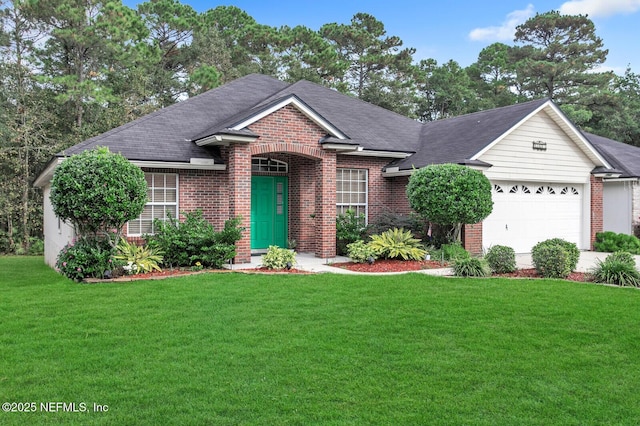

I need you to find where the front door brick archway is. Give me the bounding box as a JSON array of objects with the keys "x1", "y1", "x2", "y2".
[{"x1": 230, "y1": 142, "x2": 337, "y2": 263}]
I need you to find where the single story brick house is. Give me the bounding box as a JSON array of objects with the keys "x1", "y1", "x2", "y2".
[{"x1": 36, "y1": 73, "x2": 637, "y2": 266}]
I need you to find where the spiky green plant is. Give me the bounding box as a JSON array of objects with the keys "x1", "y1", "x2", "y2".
[
  {"x1": 115, "y1": 239, "x2": 163, "y2": 274},
  {"x1": 453, "y1": 257, "x2": 491, "y2": 277},
  {"x1": 368, "y1": 228, "x2": 426, "y2": 261},
  {"x1": 590, "y1": 252, "x2": 640, "y2": 287}
]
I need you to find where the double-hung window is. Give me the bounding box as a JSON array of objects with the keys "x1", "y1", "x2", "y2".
[
  {"x1": 127, "y1": 173, "x2": 178, "y2": 235},
  {"x1": 336, "y1": 168, "x2": 368, "y2": 218}
]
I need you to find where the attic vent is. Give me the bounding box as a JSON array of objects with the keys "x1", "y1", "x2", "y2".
[{"x1": 532, "y1": 140, "x2": 547, "y2": 151}]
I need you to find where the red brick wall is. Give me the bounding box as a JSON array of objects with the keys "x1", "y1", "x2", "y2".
[
  {"x1": 247, "y1": 105, "x2": 337, "y2": 259},
  {"x1": 462, "y1": 222, "x2": 483, "y2": 255},
  {"x1": 590, "y1": 175, "x2": 604, "y2": 250}
]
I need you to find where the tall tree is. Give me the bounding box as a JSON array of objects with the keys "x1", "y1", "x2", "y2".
[
  {"x1": 201, "y1": 6, "x2": 278, "y2": 79},
  {"x1": 274, "y1": 25, "x2": 346, "y2": 85},
  {"x1": 467, "y1": 42, "x2": 519, "y2": 109},
  {"x1": 34, "y1": 0, "x2": 148, "y2": 139},
  {"x1": 511, "y1": 11, "x2": 608, "y2": 101},
  {"x1": 137, "y1": 0, "x2": 197, "y2": 105},
  {"x1": 0, "y1": 0, "x2": 57, "y2": 251},
  {"x1": 416, "y1": 59, "x2": 478, "y2": 122},
  {"x1": 320, "y1": 13, "x2": 416, "y2": 99}
]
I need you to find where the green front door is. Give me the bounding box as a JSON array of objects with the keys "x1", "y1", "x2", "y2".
[{"x1": 251, "y1": 176, "x2": 288, "y2": 250}]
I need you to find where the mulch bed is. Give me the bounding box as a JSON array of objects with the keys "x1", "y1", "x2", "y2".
[
  {"x1": 494, "y1": 268, "x2": 591, "y2": 282},
  {"x1": 332, "y1": 259, "x2": 450, "y2": 273}
]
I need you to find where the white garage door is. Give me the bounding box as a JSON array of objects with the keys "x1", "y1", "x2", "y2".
[{"x1": 482, "y1": 182, "x2": 583, "y2": 253}]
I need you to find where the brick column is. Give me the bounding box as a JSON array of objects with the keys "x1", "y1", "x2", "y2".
[
  {"x1": 228, "y1": 144, "x2": 252, "y2": 263},
  {"x1": 590, "y1": 175, "x2": 603, "y2": 250},
  {"x1": 315, "y1": 153, "x2": 337, "y2": 259},
  {"x1": 462, "y1": 222, "x2": 483, "y2": 255}
]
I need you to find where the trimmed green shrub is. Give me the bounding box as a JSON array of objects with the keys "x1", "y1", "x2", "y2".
[
  {"x1": 368, "y1": 211, "x2": 425, "y2": 238},
  {"x1": 453, "y1": 257, "x2": 490, "y2": 277},
  {"x1": 146, "y1": 211, "x2": 243, "y2": 269},
  {"x1": 531, "y1": 238, "x2": 580, "y2": 279},
  {"x1": 590, "y1": 252, "x2": 640, "y2": 287},
  {"x1": 485, "y1": 245, "x2": 516, "y2": 273},
  {"x1": 115, "y1": 239, "x2": 163, "y2": 274},
  {"x1": 594, "y1": 231, "x2": 640, "y2": 254},
  {"x1": 56, "y1": 236, "x2": 117, "y2": 281},
  {"x1": 441, "y1": 242, "x2": 470, "y2": 261},
  {"x1": 368, "y1": 228, "x2": 426, "y2": 261},
  {"x1": 406, "y1": 163, "x2": 493, "y2": 242},
  {"x1": 346, "y1": 240, "x2": 378, "y2": 263},
  {"x1": 262, "y1": 245, "x2": 296, "y2": 269},
  {"x1": 336, "y1": 209, "x2": 368, "y2": 255},
  {"x1": 50, "y1": 147, "x2": 147, "y2": 242}
]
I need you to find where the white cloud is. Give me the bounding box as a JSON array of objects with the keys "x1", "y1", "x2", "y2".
[
  {"x1": 559, "y1": 0, "x2": 640, "y2": 17},
  {"x1": 468, "y1": 4, "x2": 535, "y2": 41}
]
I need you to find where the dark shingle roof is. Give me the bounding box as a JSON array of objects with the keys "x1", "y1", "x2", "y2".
[
  {"x1": 389, "y1": 98, "x2": 549, "y2": 170},
  {"x1": 60, "y1": 74, "x2": 288, "y2": 162},
  {"x1": 56, "y1": 74, "x2": 640, "y2": 177},
  {"x1": 586, "y1": 132, "x2": 640, "y2": 178}
]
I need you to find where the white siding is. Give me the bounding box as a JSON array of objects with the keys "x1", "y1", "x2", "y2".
[
  {"x1": 42, "y1": 185, "x2": 75, "y2": 267},
  {"x1": 479, "y1": 111, "x2": 595, "y2": 183}
]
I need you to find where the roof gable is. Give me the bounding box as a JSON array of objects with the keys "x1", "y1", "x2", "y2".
[
  {"x1": 230, "y1": 95, "x2": 348, "y2": 140},
  {"x1": 471, "y1": 100, "x2": 610, "y2": 168},
  {"x1": 389, "y1": 98, "x2": 612, "y2": 172}
]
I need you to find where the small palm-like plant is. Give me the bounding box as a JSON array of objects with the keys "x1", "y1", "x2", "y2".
[
  {"x1": 590, "y1": 251, "x2": 640, "y2": 287},
  {"x1": 115, "y1": 239, "x2": 164, "y2": 274},
  {"x1": 453, "y1": 257, "x2": 490, "y2": 277},
  {"x1": 368, "y1": 228, "x2": 426, "y2": 261}
]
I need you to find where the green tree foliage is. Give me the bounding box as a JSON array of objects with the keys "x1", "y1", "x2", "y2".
[
  {"x1": 137, "y1": 0, "x2": 198, "y2": 105},
  {"x1": 406, "y1": 164, "x2": 493, "y2": 242},
  {"x1": 416, "y1": 59, "x2": 478, "y2": 121},
  {"x1": 320, "y1": 13, "x2": 416, "y2": 102},
  {"x1": 0, "y1": 0, "x2": 58, "y2": 253},
  {"x1": 467, "y1": 42, "x2": 520, "y2": 109},
  {"x1": 512, "y1": 11, "x2": 608, "y2": 101},
  {"x1": 201, "y1": 5, "x2": 277, "y2": 78},
  {"x1": 50, "y1": 147, "x2": 147, "y2": 244}
]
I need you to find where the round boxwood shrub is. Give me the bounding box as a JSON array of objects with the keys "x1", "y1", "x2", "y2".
[
  {"x1": 406, "y1": 164, "x2": 493, "y2": 242},
  {"x1": 50, "y1": 147, "x2": 147, "y2": 239},
  {"x1": 485, "y1": 245, "x2": 516, "y2": 273},
  {"x1": 531, "y1": 238, "x2": 580, "y2": 279}
]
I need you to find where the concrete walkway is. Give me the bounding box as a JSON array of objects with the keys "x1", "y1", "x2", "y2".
[{"x1": 229, "y1": 251, "x2": 634, "y2": 275}]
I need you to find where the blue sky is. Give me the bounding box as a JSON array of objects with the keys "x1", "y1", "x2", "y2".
[{"x1": 126, "y1": 0, "x2": 640, "y2": 73}]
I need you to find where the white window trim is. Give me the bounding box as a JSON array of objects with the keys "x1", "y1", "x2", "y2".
[
  {"x1": 127, "y1": 173, "x2": 179, "y2": 236},
  {"x1": 337, "y1": 168, "x2": 368, "y2": 221}
]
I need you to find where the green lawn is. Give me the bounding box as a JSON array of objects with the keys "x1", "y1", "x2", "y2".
[{"x1": 2, "y1": 256, "x2": 640, "y2": 425}]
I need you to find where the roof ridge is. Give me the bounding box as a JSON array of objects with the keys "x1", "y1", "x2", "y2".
[{"x1": 421, "y1": 97, "x2": 549, "y2": 126}]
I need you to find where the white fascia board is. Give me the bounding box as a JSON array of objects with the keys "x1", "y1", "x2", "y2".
[
  {"x1": 34, "y1": 157, "x2": 226, "y2": 187},
  {"x1": 196, "y1": 134, "x2": 258, "y2": 146},
  {"x1": 342, "y1": 149, "x2": 413, "y2": 159},
  {"x1": 321, "y1": 143, "x2": 359, "y2": 152},
  {"x1": 131, "y1": 160, "x2": 226, "y2": 171},
  {"x1": 471, "y1": 100, "x2": 612, "y2": 169},
  {"x1": 33, "y1": 157, "x2": 64, "y2": 187},
  {"x1": 603, "y1": 177, "x2": 638, "y2": 182},
  {"x1": 231, "y1": 96, "x2": 348, "y2": 140},
  {"x1": 544, "y1": 101, "x2": 613, "y2": 168},
  {"x1": 382, "y1": 168, "x2": 413, "y2": 177}
]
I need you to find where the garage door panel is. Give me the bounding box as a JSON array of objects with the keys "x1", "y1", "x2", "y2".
[{"x1": 483, "y1": 182, "x2": 582, "y2": 253}]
